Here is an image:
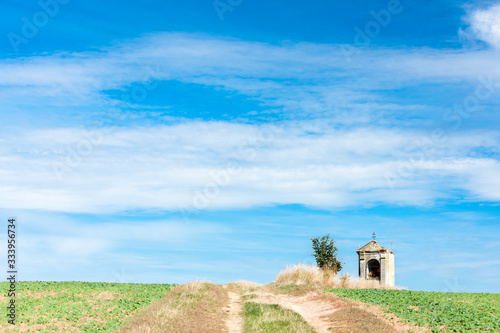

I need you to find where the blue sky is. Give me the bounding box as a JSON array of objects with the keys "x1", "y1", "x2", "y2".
[{"x1": 1, "y1": 0, "x2": 500, "y2": 292}]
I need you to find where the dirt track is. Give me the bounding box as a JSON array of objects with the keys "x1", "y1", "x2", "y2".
[
  {"x1": 224, "y1": 285, "x2": 244, "y2": 333},
  {"x1": 224, "y1": 283, "x2": 429, "y2": 333},
  {"x1": 252, "y1": 290, "x2": 339, "y2": 333}
]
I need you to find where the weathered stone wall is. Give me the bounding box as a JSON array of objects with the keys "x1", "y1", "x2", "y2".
[
  {"x1": 357, "y1": 241, "x2": 395, "y2": 287},
  {"x1": 379, "y1": 251, "x2": 395, "y2": 287}
]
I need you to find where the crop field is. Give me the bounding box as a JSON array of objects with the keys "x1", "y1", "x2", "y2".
[
  {"x1": 0, "y1": 281, "x2": 174, "y2": 332},
  {"x1": 327, "y1": 288, "x2": 500, "y2": 333}
]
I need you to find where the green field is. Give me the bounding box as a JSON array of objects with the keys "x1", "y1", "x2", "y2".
[
  {"x1": 327, "y1": 288, "x2": 500, "y2": 333},
  {"x1": 0, "y1": 281, "x2": 174, "y2": 332}
]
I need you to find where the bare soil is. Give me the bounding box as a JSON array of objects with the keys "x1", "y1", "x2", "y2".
[
  {"x1": 223, "y1": 285, "x2": 243, "y2": 333},
  {"x1": 229, "y1": 282, "x2": 428, "y2": 333},
  {"x1": 251, "y1": 290, "x2": 338, "y2": 333},
  {"x1": 113, "y1": 281, "x2": 428, "y2": 333},
  {"x1": 117, "y1": 281, "x2": 229, "y2": 333}
]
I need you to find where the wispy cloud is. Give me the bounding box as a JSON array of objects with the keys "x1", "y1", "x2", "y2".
[
  {"x1": 0, "y1": 122, "x2": 498, "y2": 213},
  {"x1": 1, "y1": 32, "x2": 499, "y2": 124},
  {"x1": 1, "y1": 1, "x2": 499, "y2": 292},
  {"x1": 467, "y1": 3, "x2": 500, "y2": 48},
  {"x1": 0, "y1": 28, "x2": 498, "y2": 214},
  {"x1": 10, "y1": 209, "x2": 231, "y2": 282}
]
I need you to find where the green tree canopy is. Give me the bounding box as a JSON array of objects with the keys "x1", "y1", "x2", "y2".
[{"x1": 310, "y1": 234, "x2": 343, "y2": 273}]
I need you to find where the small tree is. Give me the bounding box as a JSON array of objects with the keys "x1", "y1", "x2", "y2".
[{"x1": 310, "y1": 234, "x2": 343, "y2": 273}]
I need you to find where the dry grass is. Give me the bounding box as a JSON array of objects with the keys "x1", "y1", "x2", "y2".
[
  {"x1": 227, "y1": 280, "x2": 262, "y2": 294},
  {"x1": 275, "y1": 264, "x2": 398, "y2": 289},
  {"x1": 116, "y1": 281, "x2": 229, "y2": 333},
  {"x1": 246, "y1": 285, "x2": 417, "y2": 332},
  {"x1": 328, "y1": 307, "x2": 399, "y2": 333},
  {"x1": 267, "y1": 282, "x2": 318, "y2": 296},
  {"x1": 243, "y1": 302, "x2": 315, "y2": 333},
  {"x1": 0, "y1": 281, "x2": 174, "y2": 333}
]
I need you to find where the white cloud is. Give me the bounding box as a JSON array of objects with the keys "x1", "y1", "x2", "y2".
[
  {"x1": 0, "y1": 33, "x2": 499, "y2": 214},
  {"x1": 0, "y1": 32, "x2": 499, "y2": 120},
  {"x1": 9, "y1": 210, "x2": 231, "y2": 282},
  {"x1": 0, "y1": 121, "x2": 499, "y2": 213},
  {"x1": 468, "y1": 3, "x2": 500, "y2": 48}
]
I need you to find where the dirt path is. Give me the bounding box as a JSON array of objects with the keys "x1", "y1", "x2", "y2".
[
  {"x1": 253, "y1": 290, "x2": 339, "y2": 333},
  {"x1": 225, "y1": 283, "x2": 422, "y2": 333},
  {"x1": 224, "y1": 286, "x2": 244, "y2": 333}
]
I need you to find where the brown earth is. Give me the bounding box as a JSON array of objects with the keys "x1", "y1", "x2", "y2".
[
  {"x1": 2, "y1": 281, "x2": 428, "y2": 332},
  {"x1": 116, "y1": 281, "x2": 229, "y2": 333},
  {"x1": 229, "y1": 282, "x2": 429, "y2": 333},
  {"x1": 119, "y1": 281, "x2": 427, "y2": 332},
  {"x1": 223, "y1": 285, "x2": 244, "y2": 333}
]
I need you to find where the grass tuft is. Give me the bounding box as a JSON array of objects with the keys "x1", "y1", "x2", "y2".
[
  {"x1": 243, "y1": 302, "x2": 315, "y2": 333},
  {"x1": 328, "y1": 307, "x2": 399, "y2": 333},
  {"x1": 275, "y1": 264, "x2": 398, "y2": 289},
  {"x1": 116, "y1": 281, "x2": 228, "y2": 333}
]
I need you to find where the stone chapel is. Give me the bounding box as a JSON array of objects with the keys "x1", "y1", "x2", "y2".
[{"x1": 356, "y1": 238, "x2": 395, "y2": 287}]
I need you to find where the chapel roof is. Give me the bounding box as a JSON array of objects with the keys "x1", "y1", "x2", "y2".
[{"x1": 356, "y1": 240, "x2": 393, "y2": 254}]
